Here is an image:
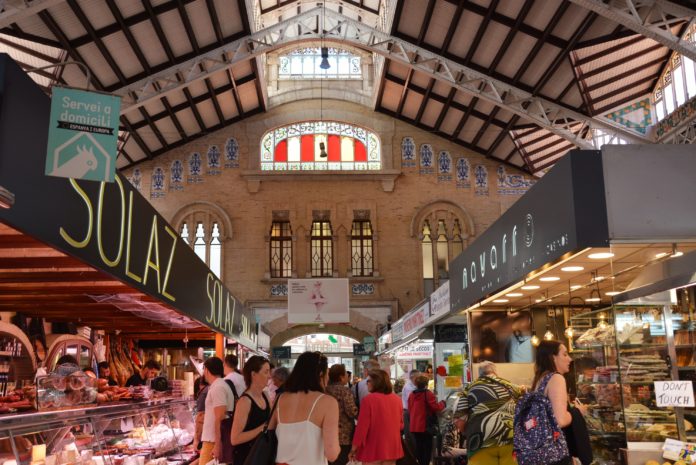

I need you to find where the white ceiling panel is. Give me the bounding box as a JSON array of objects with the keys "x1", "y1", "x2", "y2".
[
  {"x1": 397, "y1": 0, "x2": 425, "y2": 38},
  {"x1": 496, "y1": 0, "x2": 524, "y2": 18},
  {"x1": 165, "y1": 90, "x2": 188, "y2": 107},
  {"x1": 477, "y1": 126, "x2": 499, "y2": 151},
  {"x1": 113, "y1": 0, "x2": 145, "y2": 18},
  {"x1": 123, "y1": 137, "x2": 146, "y2": 161},
  {"x1": 380, "y1": 81, "x2": 403, "y2": 112},
  {"x1": 472, "y1": 21, "x2": 509, "y2": 69},
  {"x1": 77, "y1": 0, "x2": 115, "y2": 30},
  {"x1": 116, "y1": 154, "x2": 130, "y2": 169},
  {"x1": 519, "y1": 43, "x2": 562, "y2": 87},
  {"x1": 177, "y1": 108, "x2": 203, "y2": 136},
  {"x1": 47, "y1": 5, "x2": 87, "y2": 40},
  {"x1": 218, "y1": 92, "x2": 240, "y2": 120},
  {"x1": 423, "y1": 0, "x2": 455, "y2": 50},
  {"x1": 453, "y1": 92, "x2": 474, "y2": 107},
  {"x1": 214, "y1": 0, "x2": 244, "y2": 36},
  {"x1": 553, "y1": 4, "x2": 591, "y2": 41},
  {"x1": 196, "y1": 100, "x2": 220, "y2": 128},
  {"x1": 410, "y1": 71, "x2": 431, "y2": 89},
  {"x1": 401, "y1": 92, "x2": 424, "y2": 121},
  {"x1": 143, "y1": 99, "x2": 166, "y2": 117},
  {"x1": 440, "y1": 108, "x2": 463, "y2": 135},
  {"x1": 154, "y1": 117, "x2": 181, "y2": 145},
  {"x1": 387, "y1": 61, "x2": 410, "y2": 80},
  {"x1": 78, "y1": 42, "x2": 119, "y2": 87},
  {"x1": 237, "y1": 81, "x2": 259, "y2": 111},
  {"x1": 432, "y1": 81, "x2": 452, "y2": 96},
  {"x1": 496, "y1": 32, "x2": 536, "y2": 79},
  {"x1": 186, "y1": 0, "x2": 217, "y2": 48},
  {"x1": 447, "y1": 12, "x2": 482, "y2": 58},
  {"x1": 459, "y1": 117, "x2": 484, "y2": 143},
  {"x1": 525, "y1": 0, "x2": 563, "y2": 31},
  {"x1": 159, "y1": 9, "x2": 192, "y2": 57},
  {"x1": 130, "y1": 20, "x2": 169, "y2": 67},
  {"x1": 421, "y1": 100, "x2": 443, "y2": 127},
  {"x1": 103, "y1": 32, "x2": 143, "y2": 79},
  {"x1": 231, "y1": 60, "x2": 254, "y2": 79},
  {"x1": 187, "y1": 79, "x2": 210, "y2": 99},
  {"x1": 138, "y1": 129, "x2": 164, "y2": 152}
]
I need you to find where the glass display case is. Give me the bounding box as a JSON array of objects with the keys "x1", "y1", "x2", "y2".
[
  {"x1": 568, "y1": 286, "x2": 696, "y2": 465},
  {"x1": 0, "y1": 399, "x2": 194, "y2": 465}
]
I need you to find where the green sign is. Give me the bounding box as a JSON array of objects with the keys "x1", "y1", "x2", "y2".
[{"x1": 46, "y1": 87, "x2": 120, "y2": 182}]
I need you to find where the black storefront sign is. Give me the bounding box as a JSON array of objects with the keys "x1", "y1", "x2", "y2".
[
  {"x1": 435, "y1": 325, "x2": 468, "y2": 343},
  {"x1": 353, "y1": 343, "x2": 371, "y2": 356},
  {"x1": 449, "y1": 152, "x2": 610, "y2": 311},
  {"x1": 271, "y1": 346, "x2": 291, "y2": 359},
  {"x1": 0, "y1": 55, "x2": 256, "y2": 349}
]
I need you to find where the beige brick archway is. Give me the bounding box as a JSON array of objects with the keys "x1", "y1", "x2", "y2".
[{"x1": 270, "y1": 324, "x2": 372, "y2": 348}]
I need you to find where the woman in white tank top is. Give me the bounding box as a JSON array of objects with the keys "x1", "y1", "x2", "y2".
[{"x1": 269, "y1": 352, "x2": 340, "y2": 465}]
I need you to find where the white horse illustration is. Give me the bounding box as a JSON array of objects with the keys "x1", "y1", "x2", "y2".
[{"x1": 51, "y1": 144, "x2": 98, "y2": 179}]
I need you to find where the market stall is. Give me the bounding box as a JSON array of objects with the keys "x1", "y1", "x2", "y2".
[
  {"x1": 441, "y1": 145, "x2": 696, "y2": 465},
  {"x1": 0, "y1": 55, "x2": 258, "y2": 465}
]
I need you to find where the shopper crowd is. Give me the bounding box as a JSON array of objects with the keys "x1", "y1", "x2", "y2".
[{"x1": 186, "y1": 339, "x2": 590, "y2": 465}]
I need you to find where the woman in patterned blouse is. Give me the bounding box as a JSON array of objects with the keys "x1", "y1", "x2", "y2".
[
  {"x1": 325, "y1": 364, "x2": 359, "y2": 465},
  {"x1": 454, "y1": 361, "x2": 522, "y2": 465}
]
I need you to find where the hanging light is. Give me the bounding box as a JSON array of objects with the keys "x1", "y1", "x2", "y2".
[
  {"x1": 564, "y1": 326, "x2": 574, "y2": 339},
  {"x1": 531, "y1": 330, "x2": 540, "y2": 347},
  {"x1": 597, "y1": 312, "x2": 608, "y2": 330},
  {"x1": 320, "y1": 47, "x2": 331, "y2": 69},
  {"x1": 543, "y1": 326, "x2": 554, "y2": 341}
]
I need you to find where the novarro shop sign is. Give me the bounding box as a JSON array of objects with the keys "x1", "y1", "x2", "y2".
[
  {"x1": 0, "y1": 56, "x2": 256, "y2": 349},
  {"x1": 449, "y1": 152, "x2": 610, "y2": 311}
]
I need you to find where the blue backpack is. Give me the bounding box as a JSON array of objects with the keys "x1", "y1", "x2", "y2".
[{"x1": 513, "y1": 373, "x2": 569, "y2": 465}]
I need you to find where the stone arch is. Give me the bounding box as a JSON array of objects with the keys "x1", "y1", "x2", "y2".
[
  {"x1": 171, "y1": 201, "x2": 233, "y2": 240},
  {"x1": 270, "y1": 324, "x2": 371, "y2": 348},
  {"x1": 409, "y1": 200, "x2": 475, "y2": 240}
]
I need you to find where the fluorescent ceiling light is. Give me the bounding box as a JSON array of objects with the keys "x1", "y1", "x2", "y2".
[
  {"x1": 655, "y1": 252, "x2": 669, "y2": 259},
  {"x1": 585, "y1": 297, "x2": 601, "y2": 302},
  {"x1": 588, "y1": 252, "x2": 614, "y2": 259},
  {"x1": 570, "y1": 285, "x2": 582, "y2": 290},
  {"x1": 521, "y1": 285, "x2": 540, "y2": 290},
  {"x1": 540, "y1": 276, "x2": 560, "y2": 282},
  {"x1": 506, "y1": 293, "x2": 523, "y2": 297},
  {"x1": 493, "y1": 299, "x2": 509, "y2": 303},
  {"x1": 605, "y1": 291, "x2": 620, "y2": 296},
  {"x1": 561, "y1": 266, "x2": 584, "y2": 272}
]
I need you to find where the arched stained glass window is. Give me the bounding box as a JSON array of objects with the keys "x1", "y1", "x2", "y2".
[{"x1": 260, "y1": 121, "x2": 381, "y2": 171}]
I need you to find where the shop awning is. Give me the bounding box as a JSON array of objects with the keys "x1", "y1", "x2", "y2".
[
  {"x1": 0, "y1": 56, "x2": 256, "y2": 349},
  {"x1": 383, "y1": 327, "x2": 433, "y2": 355}
]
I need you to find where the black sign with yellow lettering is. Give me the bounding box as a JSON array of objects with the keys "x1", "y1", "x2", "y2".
[{"x1": 0, "y1": 54, "x2": 256, "y2": 349}]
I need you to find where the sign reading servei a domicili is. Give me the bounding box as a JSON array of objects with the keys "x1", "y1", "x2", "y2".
[
  {"x1": 46, "y1": 87, "x2": 120, "y2": 183},
  {"x1": 0, "y1": 55, "x2": 256, "y2": 349}
]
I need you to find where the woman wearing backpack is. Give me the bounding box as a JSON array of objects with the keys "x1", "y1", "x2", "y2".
[{"x1": 515, "y1": 340, "x2": 587, "y2": 465}]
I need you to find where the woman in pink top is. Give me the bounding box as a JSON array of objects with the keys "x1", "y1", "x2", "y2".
[{"x1": 350, "y1": 369, "x2": 404, "y2": 465}]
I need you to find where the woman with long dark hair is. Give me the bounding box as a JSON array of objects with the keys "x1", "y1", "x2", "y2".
[
  {"x1": 269, "y1": 351, "x2": 340, "y2": 465},
  {"x1": 531, "y1": 340, "x2": 587, "y2": 465},
  {"x1": 230, "y1": 355, "x2": 271, "y2": 464}
]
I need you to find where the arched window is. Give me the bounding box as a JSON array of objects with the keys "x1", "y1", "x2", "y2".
[
  {"x1": 311, "y1": 220, "x2": 333, "y2": 277},
  {"x1": 260, "y1": 121, "x2": 381, "y2": 171},
  {"x1": 413, "y1": 202, "x2": 475, "y2": 296},
  {"x1": 279, "y1": 47, "x2": 361, "y2": 79},
  {"x1": 174, "y1": 203, "x2": 231, "y2": 279},
  {"x1": 351, "y1": 220, "x2": 373, "y2": 277},
  {"x1": 653, "y1": 24, "x2": 696, "y2": 122},
  {"x1": 270, "y1": 221, "x2": 293, "y2": 278}
]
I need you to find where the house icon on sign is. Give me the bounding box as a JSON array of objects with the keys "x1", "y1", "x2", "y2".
[{"x1": 50, "y1": 132, "x2": 112, "y2": 182}]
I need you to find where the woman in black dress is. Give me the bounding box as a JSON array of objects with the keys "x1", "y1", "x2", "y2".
[{"x1": 230, "y1": 355, "x2": 272, "y2": 464}]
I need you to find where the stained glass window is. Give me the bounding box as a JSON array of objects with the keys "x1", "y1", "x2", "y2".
[
  {"x1": 270, "y1": 221, "x2": 293, "y2": 278},
  {"x1": 181, "y1": 224, "x2": 189, "y2": 244},
  {"x1": 194, "y1": 223, "x2": 206, "y2": 263},
  {"x1": 351, "y1": 220, "x2": 373, "y2": 277},
  {"x1": 311, "y1": 221, "x2": 333, "y2": 277},
  {"x1": 260, "y1": 121, "x2": 381, "y2": 171},
  {"x1": 279, "y1": 48, "x2": 361, "y2": 79},
  {"x1": 210, "y1": 223, "x2": 222, "y2": 278}
]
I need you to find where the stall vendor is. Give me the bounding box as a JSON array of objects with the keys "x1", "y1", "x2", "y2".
[
  {"x1": 125, "y1": 360, "x2": 161, "y2": 387},
  {"x1": 98, "y1": 361, "x2": 118, "y2": 386}
]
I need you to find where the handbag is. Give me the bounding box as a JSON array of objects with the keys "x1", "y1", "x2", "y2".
[
  {"x1": 219, "y1": 380, "x2": 239, "y2": 463},
  {"x1": 242, "y1": 393, "x2": 281, "y2": 465},
  {"x1": 423, "y1": 391, "x2": 440, "y2": 436}
]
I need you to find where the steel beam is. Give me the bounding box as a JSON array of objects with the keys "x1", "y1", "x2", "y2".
[
  {"x1": 0, "y1": 0, "x2": 64, "y2": 28},
  {"x1": 114, "y1": 7, "x2": 650, "y2": 148},
  {"x1": 568, "y1": 0, "x2": 696, "y2": 61}
]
